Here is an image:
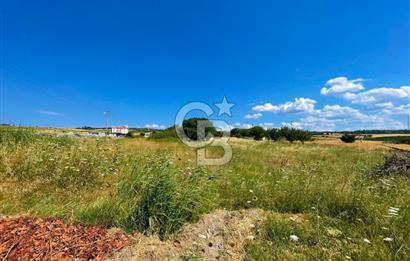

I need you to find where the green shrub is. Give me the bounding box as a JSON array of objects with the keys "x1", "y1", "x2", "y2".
[
  {"x1": 126, "y1": 131, "x2": 140, "y2": 138},
  {"x1": 0, "y1": 127, "x2": 36, "y2": 145},
  {"x1": 340, "y1": 133, "x2": 356, "y2": 143}
]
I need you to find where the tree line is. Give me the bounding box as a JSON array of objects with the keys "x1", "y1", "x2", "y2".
[{"x1": 231, "y1": 126, "x2": 313, "y2": 143}]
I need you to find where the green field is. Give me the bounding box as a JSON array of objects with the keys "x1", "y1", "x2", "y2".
[{"x1": 1, "y1": 127, "x2": 409, "y2": 260}]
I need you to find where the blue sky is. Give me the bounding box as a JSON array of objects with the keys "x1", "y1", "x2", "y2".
[{"x1": 2, "y1": 0, "x2": 409, "y2": 130}]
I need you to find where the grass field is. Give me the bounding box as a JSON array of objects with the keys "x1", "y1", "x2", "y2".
[{"x1": 1, "y1": 127, "x2": 409, "y2": 260}]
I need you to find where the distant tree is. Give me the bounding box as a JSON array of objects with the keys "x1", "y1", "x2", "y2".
[
  {"x1": 295, "y1": 129, "x2": 313, "y2": 144},
  {"x1": 249, "y1": 126, "x2": 266, "y2": 140},
  {"x1": 181, "y1": 118, "x2": 217, "y2": 141},
  {"x1": 281, "y1": 126, "x2": 297, "y2": 143},
  {"x1": 340, "y1": 133, "x2": 356, "y2": 143},
  {"x1": 230, "y1": 128, "x2": 242, "y2": 138},
  {"x1": 267, "y1": 128, "x2": 282, "y2": 141}
]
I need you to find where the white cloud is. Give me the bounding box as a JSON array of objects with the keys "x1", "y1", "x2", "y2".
[
  {"x1": 282, "y1": 103, "x2": 406, "y2": 131},
  {"x1": 345, "y1": 86, "x2": 410, "y2": 105},
  {"x1": 382, "y1": 104, "x2": 410, "y2": 115},
  {"x1": 37, "y1": 110, "x2": 63, "y2": 116},
  {"x1": 320, "y1": 77, "x2": 364, "y2": 96},
  {"x1": 252, "y1": 98, "x2": 316, "y2": 114},
  {"x1": 258, "y1": 122, "x2": 274, "y2": 130},
  {"x1": 313, "y1": 104, "x2": 377, "y2": 122},
  {"x1": 234, "y1": 123, "x2": 253, "y2": 129},
  {"x1": 374, "y1": 102, "x2": 394, "y2": 109},
  {"x1": 282, "y1": 116, "x2": 339, "y2": 131},
  {"x1": 245, "y1": 113, "x2": 262, "y2": 119},
  {"x1": 144, "y1": 124, "x2": 166, "y2": 129}
]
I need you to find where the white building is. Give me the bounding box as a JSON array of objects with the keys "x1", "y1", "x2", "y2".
[{"x1": 112, "y1": 126, "x2": 129, "y2": 135}]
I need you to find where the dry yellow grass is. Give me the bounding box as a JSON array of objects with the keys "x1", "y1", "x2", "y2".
[{"x1": 310, "y1": 138, "x2": 410, "y2": 151}]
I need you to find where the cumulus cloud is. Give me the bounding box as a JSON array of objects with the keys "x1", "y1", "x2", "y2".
[
  {"x1": 282, "y1": 116, "x2": 339, "y2": 131},
  {"x1": 144, "y1": 124, "x2": 166, "y2": 129},
  {"x1": 381, "y1": 104, "x2": 410, "y2": 115},
  {"x1": 345, "y1": 86, "x2": 410, "y2": 105},
  {"x1": 320, "y1": 77, "x2": 364, "y2": 96},
  {"x1": 252, "y1": 98, "x2": 316, "y2": 114},
  {"x1": 234, "y1": 123, "x2": 253, "y2": 129},
  {"x1": 282, "y1": 103, "x2": 406, "y2": 131},
  {"x1": 245, "y1": 113, "x2": 262, "y2": 119},
  {"x1": 37, "y1": 110, "x2": 63, "y2": 116}
]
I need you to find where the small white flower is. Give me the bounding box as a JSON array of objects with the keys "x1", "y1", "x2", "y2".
[
  {"x1": 247, "y1": 235, "x2": 255, "y2": 240},
  {"x1": 363, "y1": 238, "x2": 371, "y2": 244},
  {"x1": 289, "y1": 235, "x2": 299, "y2": 242},
  {"x1": 383, "y1": 237, "x2": 393, "y2": 242}
]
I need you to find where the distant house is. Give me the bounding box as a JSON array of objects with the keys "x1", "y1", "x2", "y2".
[{"x1": 112, "y1": 126, "x2": 129, "y2": 135}]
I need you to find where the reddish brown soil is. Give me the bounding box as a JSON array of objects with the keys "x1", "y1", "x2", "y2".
[{"x1": 0, "y1": 216, "x2": 132, "y2": 260}]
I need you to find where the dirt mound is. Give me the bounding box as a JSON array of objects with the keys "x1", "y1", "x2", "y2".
[
  {"x1": 110, "y1": 209, "x2": 267, "y2": 261},
  {"x1": 0, "y1": 216, "x2": 132, "y2": 260},
  {"x1": 376, "y1": 150, "x2": 410, "y2": 177}
]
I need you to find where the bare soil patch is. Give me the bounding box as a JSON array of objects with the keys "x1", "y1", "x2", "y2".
[{"x1": 110, "y1": 209, "x2": 267, "y2": 261}]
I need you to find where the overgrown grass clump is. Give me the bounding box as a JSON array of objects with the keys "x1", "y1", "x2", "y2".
[{"x1": 118, "y1": 155, "x2": 215, "y2": 239}]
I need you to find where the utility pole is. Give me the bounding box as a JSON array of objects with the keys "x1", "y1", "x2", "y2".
[
  {"x1": 104, "y1": 111, "x2": 111, "y2": 135},
  {"x1": 407, "y1": 114, "x2": 410, "y2": 133}
]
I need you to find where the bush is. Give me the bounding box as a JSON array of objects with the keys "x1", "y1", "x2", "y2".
[
  {"x1": 119, "y1": 155, "x2": 214, "y2": 239},
  {"x1": 0, "y1": 127, "x2": 36, "y2": 145},
  {"x1": 340, "y1": 133, "x2": 356, "y2": 143},
  {"x1": 294, "y1": 129, "x2": 313, "y2": 144},
  {"x1": 126, "y1": 131, "x2": 140, "y2": 138}
]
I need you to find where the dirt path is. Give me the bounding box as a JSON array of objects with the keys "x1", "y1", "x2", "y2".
[{"x1": 110, "y1": 209, "x2": 267, "y2": 261}]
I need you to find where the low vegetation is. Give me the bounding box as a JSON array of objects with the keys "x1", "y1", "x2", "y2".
[
  {"x1": 340, "y1": 133, "x2": 356, "y2": 143},
  {"x1": 1, "y1": 126, "x2": 409, "y2": 260},
  {"x1": 365, "y1": 135, "x2": 410, "y2": 145}
]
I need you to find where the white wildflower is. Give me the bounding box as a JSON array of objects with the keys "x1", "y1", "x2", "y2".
[
  {"x1": 289, "y1": 235, "x2": 299, "y2": 242},
  {"x1": 247, "y1": 235, "x2": 255, "y2": 240},
  {"x1": 383, "y1": 237, "x2": 393, "y2": 242},
  {"x1": 363, "y1": 238, "x2": 371, "y2": 244}
]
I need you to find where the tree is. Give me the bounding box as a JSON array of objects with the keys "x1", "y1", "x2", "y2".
[
  {"x1": 280, "y1": 126, "x2": 297, "y2": 143},
  {"x1": 249, "y1": 126, "x2": 266, "y2": 140},
  {"x1": 181, "y1": 118, "x2": 217, "y2": 141},
  {"x1": 267, "y1": 128, "x2": 282, "y2": 141},
  {"x1": 230, "y1": 128, "x2": 242, "y2": 138}
]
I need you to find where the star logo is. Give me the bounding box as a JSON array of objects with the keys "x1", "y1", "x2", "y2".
[{"x1": 215, "y1": 96, "x2": 235, "y2": 117}]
